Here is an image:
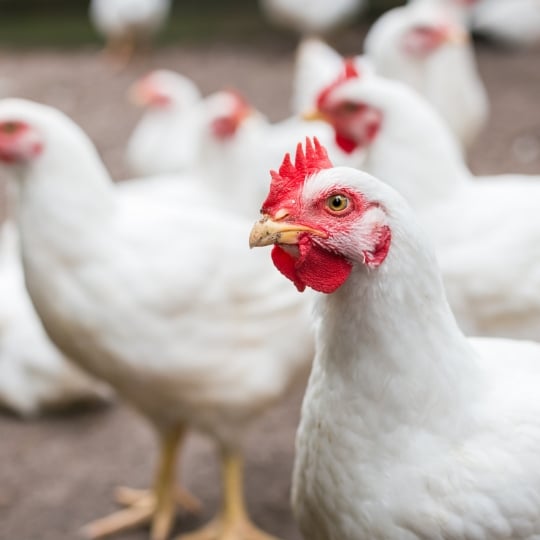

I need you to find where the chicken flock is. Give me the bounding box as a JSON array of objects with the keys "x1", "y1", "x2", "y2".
[{"x1": 1, "y1": 0, "x2": 540, "y2": 540}]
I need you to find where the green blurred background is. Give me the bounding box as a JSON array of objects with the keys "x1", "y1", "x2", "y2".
[{"x1": 0, "y1": 0, "x2": 401, "y2": 47}]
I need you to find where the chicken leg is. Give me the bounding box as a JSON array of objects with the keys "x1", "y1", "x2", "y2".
[
  {"x1": 82, "y1": 425, "x2": 200, "y2": 540},
  {"x1": 102, "y1": 29, "x2": 137, "y2": 69},
  {"x1": 178, "y1": 447, "x2": 279, "y2": 540}
]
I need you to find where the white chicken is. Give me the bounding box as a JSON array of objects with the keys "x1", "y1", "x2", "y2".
[
  {"x1": 410, "y1": 0, "x2": 540, "y2": 47},
  {"x1": 0, "y1": 99, "x2": 314, "y2": 540},
  {"x1": 250, "y1": 138, "x2": 540, "y2": 540},
  {"x1": 127, "y1": 77, "x2": 343, "y2": 218},
  {"x1": 197, "y1": 89, "x2": 357, "y2": 218},
  {"x1": 291, "y1": 38, "x2": 374, "y2": 117},
  {"x1": 126, "y1": 70, "x2": 202, "y2": 177},
  {"x1": 259, "y1": 0, "x2": 365, "y2": 37},
  {"x1": 364, "y1": 0, "x2": 488, "y2": 150},
  {"x1": 193, "y1": 90, "x2": 270, "y2": 218},
  {"x1": 0, "y1": 221, "x2": 111, "y2": 416},
  {"x1": 89, "y1": 0, "x2": 171, "y2": 62},
  {"x1": 471, "y1": 0, "x2": 540, "y2": 48},
  {"x1": 308, "y1": 71, "x2": 540, "y2": 340}
]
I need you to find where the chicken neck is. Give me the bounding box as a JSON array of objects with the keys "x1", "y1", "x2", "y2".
[{"x1": 312, "y1": 219, "x2": 481, "y2": 435}]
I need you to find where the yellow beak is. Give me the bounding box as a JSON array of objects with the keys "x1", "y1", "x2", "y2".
[
  {"x1": 445, "y1": 25, "x2": 469, "y2": 45},
  {"x1": 249, "y1": 215, "x2": 326, "y2": 248},
  {"x1": 302, "y1": 109, "x2": 329, "y2": 123},
  {"x1": 128, "y1": 81, "x2": 149, "y2": 106}
]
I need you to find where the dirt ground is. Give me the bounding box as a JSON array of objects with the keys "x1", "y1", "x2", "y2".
[{"x1": 0, "y1": 30, "x2": 539, "y2": 540}]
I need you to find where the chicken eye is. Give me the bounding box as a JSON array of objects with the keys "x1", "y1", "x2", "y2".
[
  {"x1": 326, "y1": 194, "x2": 349, "y2": 213},
  {"x1": 1, "y1": 122, "x2": 19, "y2": 134},
  {"x1": 339, "y1": 102, "x2": 359, "y2": 114}
]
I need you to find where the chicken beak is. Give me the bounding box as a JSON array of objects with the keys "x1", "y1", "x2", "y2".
[
  {"x1": 302, "y1": 109, "x2": 329, "y2": 123},
  {"x1": 444, "y1": 25, "x2": 469, "y2": 45},
  {"x1": 128, "y1": 80, "x2": 150, "y2": 106},
  {"x1": 249, "y1": 215, "x2": 326, "y2": 248}
]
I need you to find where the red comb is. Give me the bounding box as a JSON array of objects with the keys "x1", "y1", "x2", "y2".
[
  {"x1": 262, "y1": 137, "x2": 333, "y2": 215},
  {"x1": 316, "y1": 57, "x2": 361, "y2": 109}
]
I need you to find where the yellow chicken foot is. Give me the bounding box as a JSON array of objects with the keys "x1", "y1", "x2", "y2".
[
  {"x1": 115, "y1": 486, "x2": 201, "y2": 513},
  {"x1": 177, "y1": 448, "x2": 280, "y2": 540},
  {"x1": 82, "y1": 425, "x2": 199, "y2": 540}
]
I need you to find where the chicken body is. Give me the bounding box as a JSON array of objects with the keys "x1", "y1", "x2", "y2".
[
  {"x1": 291, "y1": 38, "x2": 373, "y2": 117},
  {"x1": 195, "y1": 91, "x2": 342, "y2": 219},
  {"x1": 0, "y1": 222, "x2": 111, "y2": 416},
  {"x1": 471, "y1": 0, "x2": 540, "y2": 47},
  {"x1": 250, "y1": 153, "x2": 540, "y2": 539},
  {"x1": 126, "y1": 70, "x2": 202, "y2": 177},
  {"x1": 364, "y1": 1, "x2": 488, "y2": 150},
  {"x1": 313, "y1": 74, "x2": 540, "y2": 339},
  {"x1": 89, "y1": 0, "x2": 170, "y2": 61},
  {"x1": 0, "y1": 99, "x2": 313, "y2": 540},
  {"x1": 259, "y1": 0, "x2": 365, "y2": 36},
  {"x1": 127, "y1": 80, "x2": 343, "y2": 218}
]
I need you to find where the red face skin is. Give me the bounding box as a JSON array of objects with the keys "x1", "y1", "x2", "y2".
[
  {"x1": 402, "y1": 24, "x2": 454, "y2": 57},
  {"x1": 318, "y1": 99, "x2": 383, "y2": 155},
  {"x1": 0, "y1": 121, "x2": 43, "y2": 164},
  {"x1": 210, "y1": 91, "x2": 252, "y2": 141},
  {"x1": 259, "y1": 139, "x2": 391, "y2": 294},
  {"x1": 269, "y1": 188, "x2": 391, "y2": 293},
  {"x1": 131, "y1": 74, "x2": 172, "y2": 108}
]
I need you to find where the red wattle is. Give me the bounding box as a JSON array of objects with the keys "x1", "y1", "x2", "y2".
[
  {"x1": 271, "y1": 237, "x2": 353, "y2": 294},
  {"x1": 271, "y1": 245, "x2": 306, "y2": 292},
  {"x1": 335, "y1": 133, "x2": 358, "y2": 154}
]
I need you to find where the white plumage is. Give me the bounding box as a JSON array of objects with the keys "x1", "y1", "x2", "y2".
[
  {"x1": 0, "y1": 221, "x2": 111, "y2": 416},
  {"x1": 194, "y1": 90, "x2": 345, "y2": 218},
  {"x1": 259, "y1": 0, "x2": 365, "y2": 36},
  {"x1": 0, "y1": 99, "x2": 313, "y2": 540},
  {"x1": 126, "y1": 79, "x2": 346, "y2": 218},
  {"x1": 250, "y1": 158, "x2": 540, "y2": 540},
  {"x1": 126, "y1": 70, "x2": 202, "y2": 177},
  {"x1": 365, "y1": 0, "x2": 488, "y2": 150},
  {"x1": 312, "y1": 73, "x2": 540, "y2": 340},
  {"x1": 89, "y1": 0, "x2": 170, "y2": 60},
  {"x1": 291, "y1": 38, "x2": 374, "y2": 116},
  {"x1": 471, "y1": 0, "x2": 540, "y2": 48}
]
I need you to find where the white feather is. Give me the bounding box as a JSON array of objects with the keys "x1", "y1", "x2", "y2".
[
  {"x1": 324, "y1": 75, "x2": 540, "y2": 340},
  {"x1": 259, "y1": 0, "x2": 365, "y2": 36},
  {"x1": 365, "y1": 1, "x2": 488, "y2": 150},
  {"x1": 89, "y1": 0, "x2": 170, "y2": 40},
  {"x1": 288, "y1": 167, "x2": 540, "y2": 540},
  {"x1": 0, "y1": 221, "x2": 112, "y2": 417},
  {"x1": 0, "y1": 98, "x2": 313, "y2": 446},
  {"x1": 126, "y1": 71, "x2": 202, "y2": 177},
  {"x1": 472, "y1": 0, "x2": 540, "y2": 47}
]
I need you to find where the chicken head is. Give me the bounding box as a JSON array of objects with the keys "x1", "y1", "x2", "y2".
[{"x1": 250, "y1": 138, "x2": 391, "y2": 293}]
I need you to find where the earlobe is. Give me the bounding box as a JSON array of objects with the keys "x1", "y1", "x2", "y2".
[{"x1": 362, "y1": 224, "x2": 391, "y2": 268}]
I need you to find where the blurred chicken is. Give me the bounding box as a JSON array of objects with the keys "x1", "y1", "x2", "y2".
[
  {"x1": 195, "y1": 89, "x2": 347, "y2": 218},
  {"x1": 365, "y1": 0, "x2": 488, "y2": 150},
  {"x1": 410, "y1": 0, "x2": 540, "y2": 47},
  {"x1": 124, "y1": 75, "x2": 344, "y2": 218},
  {"x1": 308, "y1": 72, "x2": 540, "y2": 340},
  {"x1": 0, "y1": 221, "x2": 112, "y2": 416},
  {"x1": 259, "y1": 0, "x2": 365, "y2": 37},
  {"x1": 251, "y1": 139, "x2": 540, "y2": 540},
  {"x1": 471, "y1": 0, "x2": 540, "y2": 48},
  {"x1": 0, "y1": 98, "x2": 313, "y2": 540},
  {"x1": 89, "y1": 0, "x2": 171, "y2": 64},
  {"x1": 126, "y1": 70, "x2": 202, "y2": 177},
  {"x1": 291, "y1": 38, "x2": 374, "y2": 116}
]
